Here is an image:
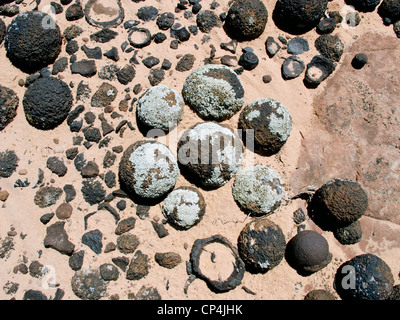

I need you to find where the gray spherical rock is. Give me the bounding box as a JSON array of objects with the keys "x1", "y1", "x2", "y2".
[
  {"x1": 238, "y1": 218, "x2": 286, "y2": 273},
  {"x1": 137, "y1": 85, "x2": 184, "y2": 132},
  {"x1": 177, "y1": 122, "x2": 244, "y2": 189},
  {"x1": 309, "y1": 178, "x2": 368, "y2": 230},
  {"x1": 5, "y1": 11, "x2": 62, "y2": 73},
  {"x1": 162, "y1": 186, "x2": 206, "y2": 230},
  {"x1": 182, "y1": 64, "x2": 245, "y2": 122},
  {"x1": 224, "y1": 0, "x2": 268, "y2": 41},
  {"x1": 0, "y1": 85, "x2": 19, "y2": 131},
  {"x1": 334, "y1": 254, "x2": 394, "y2": 300},
  {"x1": 232, "y1": 165, "x2": 285, "y2": 217},
  {"x1": 23, "y1": 77, "x2": 73, "y2": 131},
  {"x1": 238, "y1": 98, "x2": 293, "y2": 156},
  {"x1": 274, "y1": 0, "x2": 329, "y2": 34},
  {"x1": 119, "y1": 141, "x2": 179, "y2": 200},
  {"x1": 285, "y1": 230, "x2": 332, "y2": 274}
]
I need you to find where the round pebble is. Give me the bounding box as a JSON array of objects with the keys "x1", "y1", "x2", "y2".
[
  {"x1": 309, "y1": 178, "x2": 368, "y2": 230},
  {"x1": 182, "y1": 64, "x2": 245, "y2": 122},
  {"x1": 177, "y1": 122, "x2": 244, "y2": 188},
  {"x1": 352, "y1": 53, "x2": 368, "y2": 69},
  {"x1": 334, "y1": 253, "x2": 394, "y2": 300},
  {"x1": 238, "y1": 98, "x2": 293, "y2": 156},
  {"x1": 238, "y1": 218, "x2": 286, "y2": 272},
  {"x1": 232, "y1": 165, "x2": 285, "y2": 217},
  {"x1": 23, "y1": 77, "x2": 73, "y2": 131},
  {"x1": 5, "y1": 11, "x2": 62, "y2": 73},
  {"x1": 56, "y1": 203, "x2": 73, "y2": 220},
  {"x1": 119, "y1": 141, "x2": 179, "y2": 199},
  {"x1": 162, "y1": 186, "x2": 206, "y2": 230},
  {"x1": 137, "y1": 85, "x2": 185, "y2": 132},
  {"x1": 285, "y1": 230, "x2": 332, "y2": 274}
]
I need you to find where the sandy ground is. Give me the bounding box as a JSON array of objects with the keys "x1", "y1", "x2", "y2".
[{"x1": 0, "y1": 0, "x2": 399, "y2": 300}]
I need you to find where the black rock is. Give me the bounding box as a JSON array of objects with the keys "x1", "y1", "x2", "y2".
[
  {"x1": 137, "y1": 6, "x2": 159, "y2": 21},
  {"x1": 90, "y1": 29, "x2": 118, "y2": 43},
  {"x1": 40, "y1": 213, "x2": 54, "y2": 225},
  {"x1": 273, "y1": 0, "x2": 328, "y2": 34},
  {"x1": 239, "y1": 51, "x2": 259, "y2": 70},
  {"x1": 317, "y1": 17, "x2": 337, "y2": 34},
  {"x1": 69, "y1": 250, "x2": 84, "y2": 271},
  {"x1": 196, "y1": 10, "x2": 221, "y2": 33},
  {"x1": 81, "y1": 45, "x2": 103, "y2": 60},
  {"x1": 176, "y1": 54, "x2": 196, "y2": 72},
  {"x1": 51, "y1": 2, "x2": 64, "y2": 14},
  {"x1": 63, "y1": 184, "x2": 76, "y2": 203},
  {"x1": 265, "y1": 36, "x2": 281, "y2": 58},
  {"x1": 287, "y1": 37, "x2": 309, "y2": 55},
  {"x1": 23, "y1": 77, "x2": 73, "y2": 130},
  {"x1": 117, "y1": 64, "x2": 136, "y2": 85},
  {"x1": 282, "y1": 56, "x2": 305, "y2": 80},
  {"x1": 153, "y1": 32, "x2": 167, "y2": 44},
  {"x1": 67, "y1": 105, "x2": 85, "y2": 127},
  {"x1": 82, "y1": 229, "x2": 103, "y2": 254},
  {"x1": 23, "y1": 290, "x2": 47, "y2": 300},
  {"x1": 5, "y1": 11, "x2": 62, "y2": 73},
  {"x1": 161, "y1": 59, "x2": 172, "y2": 70},
  {"x1": 84, "y1": 127, "x2": 102, "y2": 143},
  {"x1": 74, "y1": 153, "x2": 86, "y2": 172},
  {"x1": 0, "y1": 85, "x2": 19, "y2": 131},
  {"x1": 65, "y1": 3, "x2": 84, "y2": 21},
  {"x1": 63, "y1": 24, "x2": 84, "y2": 41},
  {"x1": 100, "y1": 263, "x2": 119, "y2": 281},
  {"x1": 0, "y1": 18, "x2": 5, "y2": 45},
  {"x1": 352, "y1": 53, "x2": 368, "y2": 69},
  {"x1": 151, "y1": 221, "x2": 169, "y2": 238},
  {"x1": 81, "y1": 179, "x2": 106, "y2": 205},
  {"x1": 71, "y1": 60, "x2": 97, "y2": 78},
  {"x1": 334, "y1": 254, "x2": 394, "y2": 300},
  {"x1": 304, "y1": 55, "x2": 336, "y2": 87},
  {"x1": 378, "y1": 0, "x2": 400, "y2": 24},
  {"x1": 157, "y1": 12, "x2": 175, "y2": 30},
  {"x1": 333, "y1": 220, "x2": 363, "y2": 245},
  {"x1": 66, "y1": 40, "x2": 79, "y2": 55},
  {"x1": 347, "y1": 0, "x2": 381, "y2": 12},
  {"x1": 142, "y1": 56, "x2": 160, "y2": 69},
  {"x1": 315, "y1": 34, "x2": 344, "y2": 62},
  {"x1": 285, "y1": 230, "x2": 332, "y2": 275},
  {"x1": 148, "y1": 68, "x2": 165, "y2": 86},
  {"x1": 224, "y1": 0, "x2": 268, "y2": 41},
  {"x1": 46, "y1": 156, "x2": 67, "y2": 177},
  {"x1": 103, "y1": 47, "x2": 119, "y2": 62},
  {"x1": 104, "y1": 171, "x2": 116, "y2": 189},
  {"x1": 52, "y1": 57, "x2": 69, "y2": 75}
]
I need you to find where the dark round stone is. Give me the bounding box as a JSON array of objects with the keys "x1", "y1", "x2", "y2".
[
  {"x1": 304, "y1": 55, "x2": 336, "y2": 87},
  {"x1": 137, "y1": 5, "x2": 159, "y2": 21},
  {"x1": 177, "y1": 122, "x2": 243, "y2": 189},
  {"x1": 352, "y1": 53, "x2": 368, "y2": 69},
  {"x1": 282, "y1": 56, "x2": 305, "y2": 80},
  {"x1": 287, "y1": 37, "x2": 309, "y2": 55},
  {"x1": 346, "y1": 0, "x2": 381, "y2": 12},
  {"x1": 238, "y1": 51, "x2": 259, "y2": 70},
  {"x1": 317, "y1": 18, "x2": 337, "y2": 34},
  {"x1": 315, "y1": 34, "x2": 344, "y2": 62},
  {"x1": 309, "y1": 179, "x2": 368, "y2": 230},
  {"x1": 304, "y1": 289, "x2": 337, "y2": 300},
  {"x1": 378, "y1": 0, "x2": 400, "y2": 25},
  {"x1": 119, "y1": 141, "x2": 179, "y2": 200},
  {"x1": 334, "y1": 254, "x2": 394, "y2": 300},
  {"x1": 285, "y1": 230, "x2": 332, "y2": 275},
  {"x1": 238, "y1": 218, "x2": 286, "y2": 273},
  {"x1": 156, "y1": 12, "x2": 175, "y2": 30},
  {"x1": 0, "y1": 85, "x2": 19, "y2": 131},
  {"x1": 23, "y1": 77, "x2": 73, "y2": 131},
  {"x1": 5, "y1": 11, "x2": 62, "y2": 73},
  {"x1": 224, "y1": 0, "x2": 268, "y2": 41},
  {"x1": 238, "y1": 98, "x2": 293, "y2": 156},
  {"x1": 273, "y1": 0, "x2": 328, "y2": 34},
  {"x1": 333, "y1": 220, "x2": 363, "y2": 245}
]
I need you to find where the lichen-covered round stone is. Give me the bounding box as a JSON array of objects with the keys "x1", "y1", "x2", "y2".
[
  {"x1": 162, "y1": 186, "x2": 206, "y2": 230},
  {"x1": 232, "y1": 165, "x2": 285, "y2": 217},
  {"x1": 238, "y1": 98, "x2": 293, "y2": 156},
  {"x1": 182, "y1": 64, "x2": 245, "y2": 121},
  {"x1": 119, "y1": 141, "x2": 179, "y2": 199},
  {"x1": 177, "y1": 122, "x2": 244, "y2": 188},
  {"x1": 137, "y1": 85, "x2": 184, "y2": 131},
  {"x1": 238, "y1": 218, "x2": 286, "y2": 272}
]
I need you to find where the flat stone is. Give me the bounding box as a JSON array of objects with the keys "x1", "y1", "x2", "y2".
[{"x1": 44, "y1": 221, "x2": 75, "y2": 255}]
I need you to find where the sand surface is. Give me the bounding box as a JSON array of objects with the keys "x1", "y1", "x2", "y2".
[{"x1": 0, "y1": 0, "x2": 399, "y2": 300}]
